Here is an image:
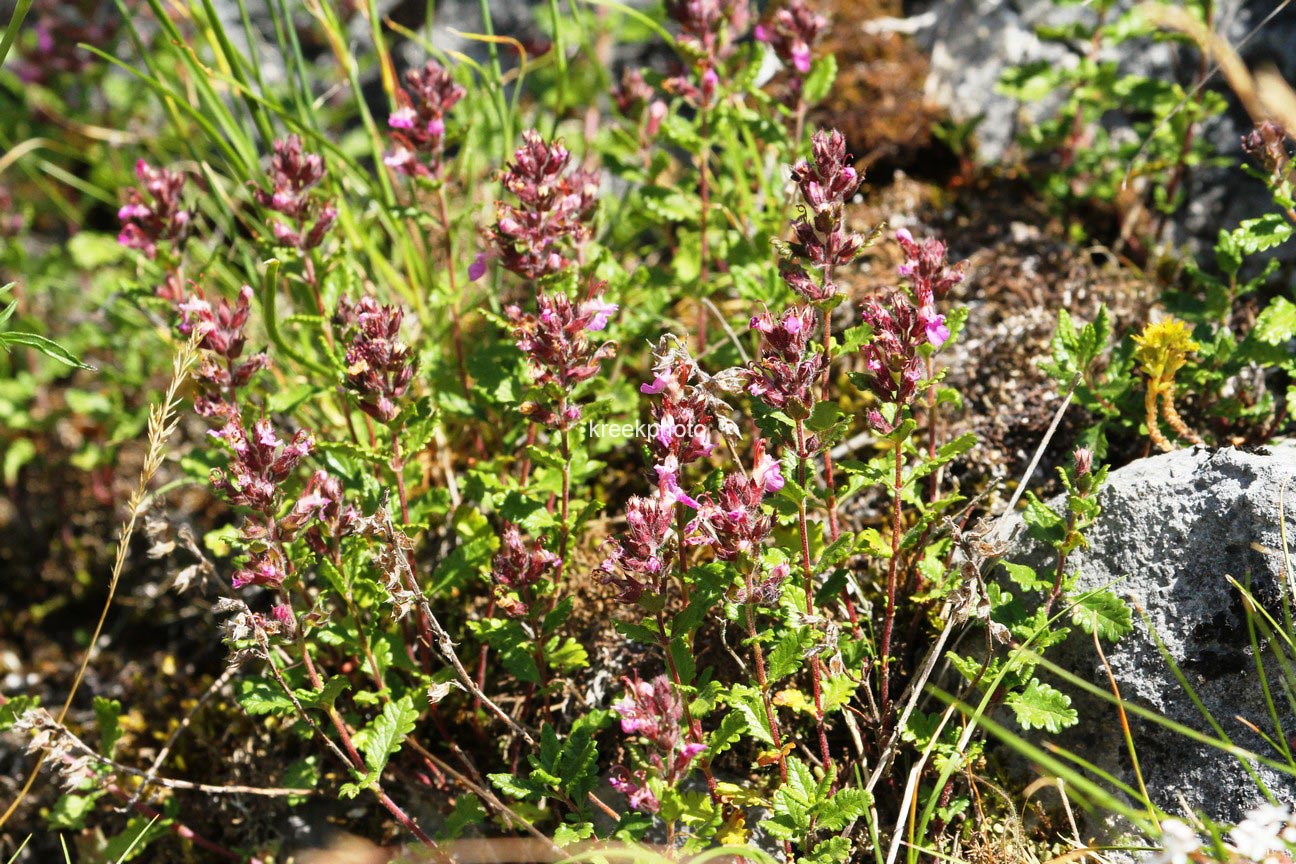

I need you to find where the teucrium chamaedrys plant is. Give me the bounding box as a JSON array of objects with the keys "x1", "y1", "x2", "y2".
[{"x1": 3, "y1": 1, "x2": 1174, "y2": 860}]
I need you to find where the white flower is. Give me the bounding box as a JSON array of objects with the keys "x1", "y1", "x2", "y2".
[
  {"x1": 1151, "y1": 819, "x2": 1201, "y2": 864},
  {"x1": 1231, "y1": 803, "x2": 1293, "y2": 862}
]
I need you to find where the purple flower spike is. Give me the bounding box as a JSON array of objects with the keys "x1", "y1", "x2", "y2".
[
  {"x1": 759, "y1": 0, "x2": 826, "y2": 79},
  {"x1": 746, "y1": 305, "x2": 824, "y2": 417},
  {"x1": 894, "y1": 227, "x2": 964, "y2": 349},
  {"x1": 254, "y1": 135, "x2": 335, "y2": 250},
  {"x1": 385, "y1": 60, "x2": 465, "y2": 178},
  {"x1": 490, "y1": 130, "x2": 600, "y2": 280},
  {"x1": 117, "y1": 160, "x2": 193, "y2": 260},
  {"x1": 506, "y1": 283, "x2": 616, "y2": 424},
  {"x1": 334, "y1": 295, "x2": 417, "y2": 424}
]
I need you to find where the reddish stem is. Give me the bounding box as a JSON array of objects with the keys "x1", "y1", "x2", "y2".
[
  {"x1": 794, "y1": 419, "x2": 832, "y2": 769},
  {"x1": 879, "y1": 438, "x2": 904, "y2": 724}
]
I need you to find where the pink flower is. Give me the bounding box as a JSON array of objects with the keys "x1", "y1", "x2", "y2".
[
  {"x1": 757, "y1": 0, "x2": 826, "y2": 80},
  {"x1": 857, "y1": 293, "x2": 926, "y2": 433},
  {"x1": 506, "y1": 285, "x2": 616, "y2": 419},
  {"x1": 747, "y1": 305, "x2": 824, "y2": 416},
  {"x1": 467, "y1": 251, "x2": 489, "y2": 282},
  {"x1": 687, "y1": 439, "x2": 779, "y2": 561},
  {"x1": 580, "y1": 298, "x2": 618, "y2": 332},
  {"x1": 610, "y1": 767, "x2": 660, "y2": 814},
  {"x1": 753, "y1": 446, "x2": 785, "y2": 493},
  {"x1": 388, "y1": 107, "x2": 417, "y2": 130},
  {"x1": 597, "y1": 495, "x2": 674, "y2": 603},
  {"x1": 232, "y1": 554, "x2": 287, "y2": 589}
]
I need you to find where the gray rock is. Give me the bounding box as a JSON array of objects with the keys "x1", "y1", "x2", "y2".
[
  {"x1": 1002, "y1": 444, "x2": 1296, "y2": 838},
  {"x1": 908, "y1": 0, "x2": 1296, "y2": 255}
]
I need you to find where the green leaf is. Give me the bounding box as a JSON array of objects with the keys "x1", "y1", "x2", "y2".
[
  {"x1": 766, "y1": 755, "x2": 817, "y2": 840},
  {"x1": 548, "y1": 636, "x2": 589, "y2": 673},
  {"x1": 1234, "y1": 213, "x2": 1294, "y2": 254},
  {"x1": 767, "y1": 629, "x2": 809, "y2": 682},
  {"x1": 802, "y1": 54, "x2": 837, "y2": 105},
  {"x1": 296, "y1": 675, "x2": 351, "y2": 711},
  {"x1": 0, "y1": 694, "x2": 38, "y2": 731},
  {"x1": 726, "y1": 684, "x2": 774, "y2": 745},
  {"x1": 342, "y1": 693, "x2": 419, "y2": 797},
  {"x1": 1001, "y1": 561, "x2": 1050, "y2": 592},
  {"x1": 639, "y1": 186, "x2": 701, "y2": 223},
  {"x1": 805, "y1": 836, "x2": 853, "y2": 864},
  {"x1": 708, "y1": 710, "x2": 747, "y2": 756},
  {"x1": 1069, "y1": 589, "x2": 1132, "y2": 641},
  {"x1": 93, "y1": 696, "x2": 123, "y2": 758},
  {"x1": 489, "y1": 772, "x2": 539, "y2": 801},
  {"x1": 0, "y1": 330, "x2": 94, "y2": 370},
  {"x1": 1252, "y1": 297, "x2": 1296, "y2": 346},
  {"x1": 1006, "y1": 679, "x2": 1078, "y2": 733},
  {"x1": 816, "y1": 787, "x2": 872, "y2": 831},
  {"x1": 441, "y1": 793, "x2": 487, "y2": 840},
  {"x1": 237, "y1": 677, "x2": 294, "y2": 716},
  {"x1": 48, "y1": 792, "x2": 100, "y2": 831},
  {"x1": 68, "y1": 232, "x2": 129, "y2": 269},
  {"x1": 3, "y1": 437, "x2": 35, "y2": 487},
  {"x1": 283, "y1": 757, "x2": 320, "y2": 794},
  {"x1": 670, "y1": 636, "x2": 696, "y2": 687},
  {"x1": 1022, "y1": 493, "x2": 1066, "y2": 544}
]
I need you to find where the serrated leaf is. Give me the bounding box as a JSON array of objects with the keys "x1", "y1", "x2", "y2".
[
  {"x1": 709, "y1": 711, "x2": 748, "y2": 756},
  {"x1": 1001, "y1": 561, "x2": 1050, "y2": 592},
  {"x1": 1252, "y1": 297, "x2": 1296, "y2": 346},
  {"x1": 554, "y1": 821, "x2": 595, "y2": 846},
  {"x1": 803, "y1": 54, "x2": 837, "y2": 105},
  {"x1": 1069, "y1": 589, "x2": 1132, "y2": 641},
  {"x1": 1234, "y1": 213, "x2": 1294, "y2": 254},
  {"x1": 816, "y1": 787, "x2": 872, "y2": 831},
  {"x1": 726, "y1": 684, "x2": 774, "y2": 745},
  {"x1": 237, "y1": 677, "x2": 294, "y2": 716},
  {"x1": 93, "y1": 697, "x2": 123, "y2": 758},
  {"x1": 805, "y1": 836, "x2": 853, "y2": 864},
  {"x1": 767, "y1": 629, "x2": 808, "y2": 682},
  {"x1": 296, "y1": 675, "x2": 351, "y2": 711},
  {"x1": 489, "y1": 771, "x2": 538, "y2": 801},
  {"x1": 1022, "y1": 494, "x2": 1066, "y2": 544},
  {"x1": 1006, "y1": 679, "x2": 1077, "y2": 733},
  {"x1": 355, "y1": 693, "x2": 418, "y2": 791}
]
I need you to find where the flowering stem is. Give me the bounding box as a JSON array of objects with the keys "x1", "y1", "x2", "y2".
[
  {"x1": 655, "y1": 610, "x2": 718, "y2": 799},
  {"x1": 794, "y1": 418, "x2": 832, "y2": 769},
  {"x1": 1044, "y1": 509, "x2": 1079, "y2": 617},
  {"x1": 879, "y1": 438, "x2": 904, "y2": 724},
  {"x1": 1144, "y1": 383, "x2": 1172, "y2": 452},
  {"x1": 696, "y1": 102, "x2": 712, "y2": 352},
  {"x1": 742, "y1": 570, "x2": 787, "y2": 784},
  {"x1": 818, "y1": 304, "x2": 862, "y2": 635},
  {"x1": 435, "y1": 184, "x2": 471, "y2": 395},
  {"x1": 557, "y1": 413, "x2": 572, "y2": 586}
]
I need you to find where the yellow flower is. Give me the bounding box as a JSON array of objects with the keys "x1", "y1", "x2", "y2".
[{"x1": 1133, "y1": 317, "x2": 1199, "y2": 385}]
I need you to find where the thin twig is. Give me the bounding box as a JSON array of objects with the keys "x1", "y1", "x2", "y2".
[
  {"x1": 127, "y1": 664, "x2": 239, "y2": 809},
  {"x1": 20, "y1": 709, "x2": 315, "y2": 798}
]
